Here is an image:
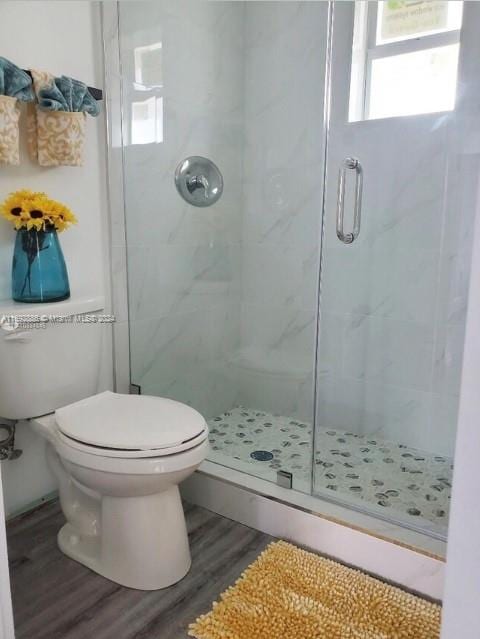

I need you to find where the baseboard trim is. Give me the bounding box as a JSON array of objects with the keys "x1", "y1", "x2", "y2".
[{"x1": 6, "y1": 490, "x2": 58, "y2": 522}]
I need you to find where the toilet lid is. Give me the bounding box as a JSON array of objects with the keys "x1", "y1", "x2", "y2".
[{"x1": 55, "y1": 391, "x2": 207, "y2": 451}]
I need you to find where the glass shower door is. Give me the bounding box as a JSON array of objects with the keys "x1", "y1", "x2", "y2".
[
  {"x1": 119, "y1": 1, "x2": 329, "y2": 493},
  {"x1": 314, "y1": 0, "x2": 478, "y2": 538}
]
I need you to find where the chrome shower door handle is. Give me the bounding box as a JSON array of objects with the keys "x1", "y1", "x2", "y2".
[{"x1": 336, "y1": 157, "x2": 363, "y2": 244}]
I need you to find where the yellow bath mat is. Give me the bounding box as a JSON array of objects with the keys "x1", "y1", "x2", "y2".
[{"x1": 189, "y1": 540, "x2": 441, "y2": 639}]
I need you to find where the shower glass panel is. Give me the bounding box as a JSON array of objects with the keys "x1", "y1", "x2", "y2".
[
  {"x1": 118, "y1": 1, "x2": 328, "y2": 492},
  {"x1": 118, "y1": 0, "x2": 477, "y2": 541},
  {"x1": 314, "y1": 0, "x2": 477, "y2": 538}
]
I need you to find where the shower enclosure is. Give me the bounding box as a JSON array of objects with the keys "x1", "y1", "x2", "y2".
[{"x1": 111, "y1": 0, "x2": 478, "y2": 544}]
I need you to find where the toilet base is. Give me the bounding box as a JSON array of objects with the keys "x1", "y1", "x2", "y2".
[{"x1": 57, "y1": 485, "x2": 192, "y2": 590}]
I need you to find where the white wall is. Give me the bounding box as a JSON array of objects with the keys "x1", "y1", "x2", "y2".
[
  {"x1": 0, "y1": 1, "x2": 113, "y2": 517},
  {"x1": 439, "y1": 3, "x2": 480, "y2": 635},
  {"x1": 441, "y1": 167, "x2": 480, "y2": 639}
]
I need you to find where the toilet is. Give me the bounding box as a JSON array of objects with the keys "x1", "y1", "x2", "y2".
[{"x1": 0, "y1": 296, "x2": 208, "y2": 590}]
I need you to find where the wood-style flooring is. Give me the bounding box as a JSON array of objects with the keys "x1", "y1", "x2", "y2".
[{"x1": 7, "y1": 499, "x2": 272, "y2": 639}]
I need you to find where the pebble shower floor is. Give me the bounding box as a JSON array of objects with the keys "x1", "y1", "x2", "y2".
[{"x1": 207, "y1": 406, "x2": 452, "y2": 534}]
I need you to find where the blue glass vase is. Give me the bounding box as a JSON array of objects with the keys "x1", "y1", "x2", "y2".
[{"x1": 12, "y1": 226, "x2": 70, "y2": 303}]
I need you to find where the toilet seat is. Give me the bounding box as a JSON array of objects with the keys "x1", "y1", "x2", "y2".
[
  {"x1": 57, "y1": 427, "x2": 208, "y2": 458},
  {"x1": 55, "y1": 391, "x2": 208, "y2": 457}
]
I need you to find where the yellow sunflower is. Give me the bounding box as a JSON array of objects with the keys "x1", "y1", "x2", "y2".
[
  {"x1": 1, "y1": 190, "x2": 40, "y2": 229},
  {"x1": 42, "y1": 199, "x2": 77, "y2": 232},
  {"x1": 0, "y1": 190, "x2": 77, "y2": 232}
]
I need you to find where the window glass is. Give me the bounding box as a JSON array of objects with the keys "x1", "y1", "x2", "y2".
[
  {"x1": 368, "y1": 44, "x2": 459, "y2": 119},
  {"x1": 376, "y1": 1, "x2": 463, "y2": 45},
  {"x1": 349, "y1": 1, "x2": 463, "y2": 121}
]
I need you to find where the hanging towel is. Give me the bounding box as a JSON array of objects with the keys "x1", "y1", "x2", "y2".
[
  {"x1": 0, "y1": 57, "x2": 34, "y2": 166},
  {"x1": 0, "y1": 57, "x2": 34, "y2": 102},
  {"x1": 26, "y1": 69, "x2": 54, "y2": 164},
  {"x1": 27, "y1": 70, "x2": 99, "y2": 167},
  {"x1": 39, "y1": 75, "x2": 99, "y2": 116},
  {"x1": 0, "y1": 96, "x2": 21, "y2": 165}
]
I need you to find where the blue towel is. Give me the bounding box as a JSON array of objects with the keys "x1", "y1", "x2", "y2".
[
  {"x1": 0, "y1": 57, "x2": 34, "y2": 101},
  {"x1": 38, "y1": 75, "x2": 99, "y2": 116}
]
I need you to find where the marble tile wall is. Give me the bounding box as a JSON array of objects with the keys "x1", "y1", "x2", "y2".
[
  {"x1": 117, "y1": 0, "x2": 470, "y2": 460},
  {"x1": 238, "y1": 2, "x2": 328, "y2": 422},
  {"x1": 103, "y1": 2, "x2": 131, "y2": 395},
  {"x1": 119, "y1": 1, "x2": 245, "y2": 419},
  {"x1": 119, "y1": 1, "x2": 328, "y2": 424},
  {"x1": 317, "y1": 113, "x2": 475, "y2": 457},
  {"x1": 313, "y1": 1, "x2": 480, "y2": 460}
]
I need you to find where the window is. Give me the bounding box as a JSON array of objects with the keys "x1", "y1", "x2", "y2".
[{"x1": 349, "y1": 1, "x2": 463, "y2": 121}]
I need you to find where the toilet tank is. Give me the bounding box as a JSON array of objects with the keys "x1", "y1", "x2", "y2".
[{"x1": 0, "y1": 295, "x2": 107, "y2": 420}]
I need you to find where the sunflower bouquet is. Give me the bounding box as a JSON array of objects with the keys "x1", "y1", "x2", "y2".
[
  {"x1": 1, "y1": 189, "x2": 77, "y2": 232},
  {"x1": 0, "y1": 190, "x2": 76, "y2": 302}
]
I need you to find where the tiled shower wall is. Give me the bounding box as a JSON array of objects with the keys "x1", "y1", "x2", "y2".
[
  {"x1": 118, "y1": 1, "x2": 470, "y2": 457},
  {"x1": 238, "y1": 2, "x2": 328, "y2": 422},
  {"x1": 120, "y1": 1, "x2": 328, "y2": 423},
  {"x1": 120, "y1": 1, "x2": 245, "y2": 419},
  {"x1": 317, "y1": 109, "x2": 476, "y2": 457},
  {"x1": 314, "y1": 3, "x2": 480, "y2": 459}
]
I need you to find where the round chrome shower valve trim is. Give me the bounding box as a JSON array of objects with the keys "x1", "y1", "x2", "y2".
[{"x1": 174, "y1": 156, "x2": 224, "y2": 207}]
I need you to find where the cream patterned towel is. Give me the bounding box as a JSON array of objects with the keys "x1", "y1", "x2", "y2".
[
  {"x1": 0, "y1": 95, "x2": 21, "y2": 165},
  {"x1": 27, "y1": 69, "x2": 86, "y2": 167},
  {"x1": 0, "y1": 56, "x2": 34, "y2": 165}
]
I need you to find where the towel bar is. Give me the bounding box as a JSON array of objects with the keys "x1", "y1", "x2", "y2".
[{"x1": 23, "y1": 70, "x2": 103, "y2": 101}]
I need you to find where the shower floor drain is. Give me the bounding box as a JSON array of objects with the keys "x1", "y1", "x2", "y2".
[{"x1": 250, "y1": 450, "x2": 274, "y2": 462}]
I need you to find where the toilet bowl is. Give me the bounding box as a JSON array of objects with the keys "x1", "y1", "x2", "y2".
[{"x1": 31, "y1": 391, "x2": 209, "y2": 590}]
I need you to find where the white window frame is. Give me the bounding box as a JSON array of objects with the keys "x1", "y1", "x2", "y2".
[{"x1": 359, "y1": 2, "x2": 462, "y2": 120}]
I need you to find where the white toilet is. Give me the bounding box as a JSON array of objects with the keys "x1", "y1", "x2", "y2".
[{"x1": 0, "y1": 296, "x2": 208, "y2": 590}]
